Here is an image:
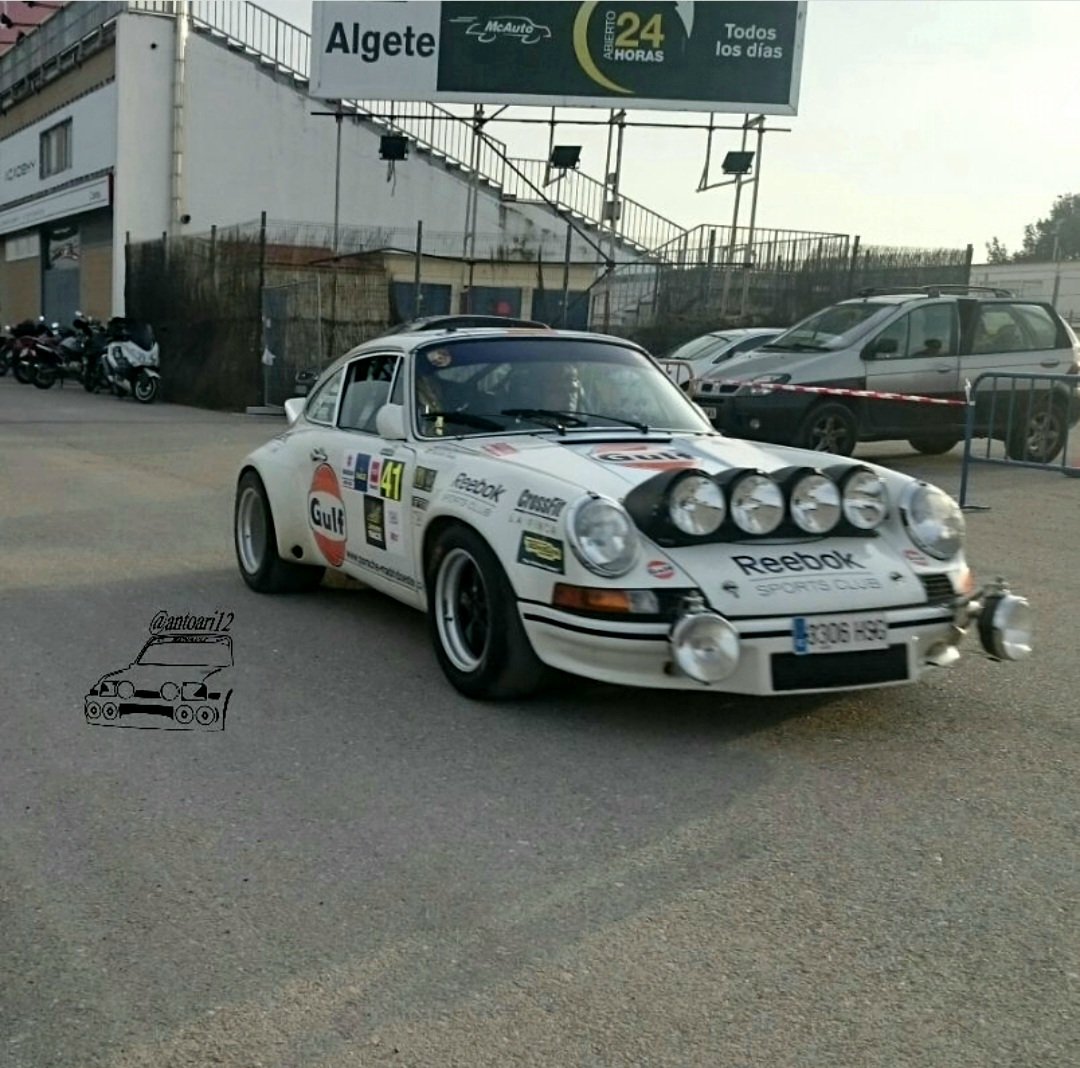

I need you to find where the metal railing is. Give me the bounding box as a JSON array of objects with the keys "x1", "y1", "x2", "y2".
[{"x1": 958, "y1": 371, "x2": 1080, "y2": 508}]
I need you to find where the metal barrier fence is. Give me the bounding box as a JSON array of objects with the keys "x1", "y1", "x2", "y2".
[{"x1": 959, "y1": 371, "x2": 1080, "y2": 509}]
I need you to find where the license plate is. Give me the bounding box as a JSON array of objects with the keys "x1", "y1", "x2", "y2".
[
  {"x1": 701, "y1": 406, "x2": 717, "y2": 419},
  {"x1": 792, "y1": 613, "x2": 889, "y2": 655}
]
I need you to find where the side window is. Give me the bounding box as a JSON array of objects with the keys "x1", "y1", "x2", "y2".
[
  {"x1": 338, "y1": 353, "x2": 400, "y2": 434},
  {"x1": 907, "y1": 304, "x2": 957, "y2": 357},
  {"x1": 872, "y1": 315, "x2": 909, "y2": 359},
  {"x1": 305, "y1": 368, "x2": 345, "y2": 425},
  {"x1": 1011, "y1": 304, "x2": 1060, "y2": 350},
  {"x1": 973, "y1": 306, "x2": 1030, "y2": 354}
]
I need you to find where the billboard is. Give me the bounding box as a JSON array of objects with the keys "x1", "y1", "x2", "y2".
[{"x1": 310, "y1": 2, "x2": 806, "y2": 114}]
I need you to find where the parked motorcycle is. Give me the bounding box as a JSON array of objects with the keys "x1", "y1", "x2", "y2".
[
  {"x1": 33, "y1": 322, "x2": 87, "y2": 390},
  {"x1": 0, "y1": 324, "x2": 14, "y2": 376},
  {"x1": 11, "y1": 318, "x2": 57, "y2": 385},
  {"x1": 101, "y1": 318, "x2": 160, "y2": 403}
]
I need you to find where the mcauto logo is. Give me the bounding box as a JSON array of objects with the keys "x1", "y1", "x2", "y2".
[
  {"x1": 84, "y1": 612, "x2": 234, "y2": 731},
  {"x1": 449, "y1": 14, "x2": 552, "y2": 46},
  {"x1": 323, "y1": 22, "x2": 436, "y2": 61},
  {"x1": 309, "y1": 463, "x2": 347, "y2": 567}
]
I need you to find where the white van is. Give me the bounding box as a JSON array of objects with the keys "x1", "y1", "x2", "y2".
[{"x1": 694, "y1": 285, "x2": 1080, "y2": 461}]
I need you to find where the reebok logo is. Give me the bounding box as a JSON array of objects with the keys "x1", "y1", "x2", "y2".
[
  {"x1": 732, "y1": 551, "x2": 864, "y2": 576},
  {"x1": 451, "y1": 473, "x2": 505, "y2": 503}
]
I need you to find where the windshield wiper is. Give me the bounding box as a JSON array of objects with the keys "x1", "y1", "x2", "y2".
[
  {"x1": 421, "y1": 410, "x2": 506, "y2": 431},
  {"x1": 502, "y1": 408, "x2": 651, "y2": 433},
  {"x1": 760, "y1": 341, "x2": 829, "y2": 352},
  {"x1": 500, "y1": 408, "x2": 587, "y2": 432}
]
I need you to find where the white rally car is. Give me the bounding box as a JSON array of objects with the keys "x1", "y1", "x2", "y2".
[{"x1": 233, "y1": 328, "x2": 1033, "y2": 699}]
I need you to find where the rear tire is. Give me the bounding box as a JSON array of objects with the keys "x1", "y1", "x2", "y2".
[
  {"x1": 426, "y1": 523, "x2": 548, "y2": 700},
  {"x1": 234, "y1": 470, "x2": 325, "y2": 593},
  {"x1": 13, "y1": 360, "x2": 32, "y2": 384},
  {"x1": 908, "y1": 435, "x2": 960, "y2": 455},
  {"x1": 1005, "y1": 398, "x2": 1068, "y2": 464},
  {"x1": 796, "y1": 402, "x2": 858, "y2": 456}
]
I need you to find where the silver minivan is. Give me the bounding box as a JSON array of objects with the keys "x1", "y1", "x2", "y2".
[{"x1": 695, "y1": 285, "x2": 1080, "y2": 461}]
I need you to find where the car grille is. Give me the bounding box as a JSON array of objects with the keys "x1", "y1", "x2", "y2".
[
  {"x1": 693, "y1": 381, "x2": 742, "y2": 396},
  {"x1": 919, "y1": 574, "x2": 956, "y2": 606},
  {"x1": 134, "y1": 688, "x2": 161, "y2": 699},
  {"x1": 771, "y1": 645, "x2": 910, "y2": 692}
]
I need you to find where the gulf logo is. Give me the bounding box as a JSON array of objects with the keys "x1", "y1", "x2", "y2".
[
  {"x1": 591, "y1": 443, "x2": 698, "y2": 471},
  {"x1": 308, "y1": 463, "x2": 347, "y2": 567},
  {"x1": 647, "y1": 560, "x2": 675, "y2": 580}
]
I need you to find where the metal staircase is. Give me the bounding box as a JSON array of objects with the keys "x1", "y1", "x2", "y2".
[{"x1": 129, "y1": 0, "x2": 687, "y2": 259}]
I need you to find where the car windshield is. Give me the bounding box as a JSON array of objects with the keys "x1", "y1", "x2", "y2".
[
  {"x1": 136, "y1": 636, "x2": 233, "y2": 667},
  {"x1": 413, "y1": 336, "x2": 713, "y2": 437},
  {"x1": 764, "y1": 303, "x2": 894, "y2": 352},
  {"x1": 664, "y1": 333, "x2": 735, "y2": 361}
]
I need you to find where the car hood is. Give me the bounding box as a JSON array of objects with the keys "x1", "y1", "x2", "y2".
[
  {"x1": 706, "y1": 348, "x2": 838, "y2": 381},
  {"x1": 95, "y1": 665, "x2": 227, "y2": 688},
  {"x1": 440, "y1": 432, "x2": 874, "y2": 498}
]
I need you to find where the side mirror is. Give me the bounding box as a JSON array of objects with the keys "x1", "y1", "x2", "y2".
[
  {"x1": 375, "y1": 402, "x2": 407, "y2": 440},
  {"x1": 283, "y1": 397, "x2": 305, "y2": 426},
  {"x1": 863, "y1": 336, "x2": 898, "y2": 359}
]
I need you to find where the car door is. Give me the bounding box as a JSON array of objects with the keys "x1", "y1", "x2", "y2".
[
  {"x1": 332, "y1": 352, "x2": 423, "y2": 606},
  {"x1": 863, "y1": 302, "x2": 962, "y2": 437}
]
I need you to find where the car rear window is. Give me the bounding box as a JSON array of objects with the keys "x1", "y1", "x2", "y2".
[{"x1": 1011, "y1": 304, "x2": 1060, "y2": 350}]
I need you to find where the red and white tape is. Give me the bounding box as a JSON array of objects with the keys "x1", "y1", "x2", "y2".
[{"x1": 695, "y1": 379, "x2": 967, "y2": 408}]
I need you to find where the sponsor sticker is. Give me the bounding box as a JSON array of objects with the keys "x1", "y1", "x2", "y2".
[
  {"x1": 590, "y1": 443, "x2": 698, "y2": 471},
  {"x1": 364, "y1": 496, "x2": 386, "y2": 550},
  {"x1": 647, "y1": 560, "x2": 675, "y2": 580},
  {"x1": 413, "y1": 466, "x2": 438, "y2": 492},
  {"x1": 903, "y1": 548, "x2": 931, "y2": 568},
  {"x1": 343, "y1": 451, "x2": 371, "y2": 493},
  {"x1": 308, "y1": 463, "x2": 347, "y2": 567},
  {"x1": 517, "y1": 532, "x2": 565, "y2": 574},
  {"x1": 378, "y1": 459, "x2": 405, "y2": 501},
  {"x1": 515, "y1": 488, "x2": 567, "y2": 521},
  {"x1": 483, "y1": 442, "x2": 518, "y2": 456},
  {"x1": 411, "y1": 494, "x2": 430, "y2": 512}
]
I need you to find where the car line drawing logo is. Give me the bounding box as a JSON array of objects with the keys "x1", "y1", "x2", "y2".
[
  {"x1": 450, "y1": 14, "x2": 552, "y2": 45},
  {"x1": 84, "y1": 615, "x2": 234, "y2": 730}
]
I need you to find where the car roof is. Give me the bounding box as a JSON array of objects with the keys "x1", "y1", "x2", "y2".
[{"x1": 336, "y1": 327, "x2": 646, "y2": 367}]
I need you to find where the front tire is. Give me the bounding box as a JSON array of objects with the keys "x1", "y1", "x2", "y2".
[
  {"x1": 908, "y1": 435, "x2": 960, "y2": 455},
  {"x1": 13, "y1": 360, "x2": 32, "y2": 384},
  {"x1": 796, "y1": 402, "x2": 858, "y2": 456},
  {"x1": 234, "y1": 470, "x2": 325, "y2": 593},
  {"x1": 1006, "y1": 398, "x2": 1068, "y2": 464},
  {"x1": 134, "y1": 372, "x2": 158, "y2": 403},
  {"x1": 426, "y1": 524, "x2": 548, "y2": 700},
  {"x1": 32, "y1": 364, "x2": 57, "y2": 389}
]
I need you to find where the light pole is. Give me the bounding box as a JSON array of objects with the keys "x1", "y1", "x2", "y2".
[{"x1": 1051, "y1": 224, "x2": 1063, "y2": 311}]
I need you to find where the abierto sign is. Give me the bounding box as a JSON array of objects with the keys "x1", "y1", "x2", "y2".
[{"x1": 310, "y1": 1, "x2": 806, "y2": 114}]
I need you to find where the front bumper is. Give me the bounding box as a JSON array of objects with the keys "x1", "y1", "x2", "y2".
[
  {"x1": 692, "y1": 388, "x2": 808, "y2": 443},
  {"x1": 520, "y1": 582, "x2": 1030, "y2": 695},
  {"x1": 84, "y1": 691, "x2": 229, "y2": 730}
]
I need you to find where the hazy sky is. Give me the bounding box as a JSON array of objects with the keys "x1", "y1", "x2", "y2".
[{"x1": 257, "y1": 1, "x2": 1080, "y2": 261}]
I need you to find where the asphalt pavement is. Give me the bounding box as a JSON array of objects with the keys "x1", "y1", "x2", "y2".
[{"x1": 1, "y1": 375, "x2": 1077, "y2": 1068}]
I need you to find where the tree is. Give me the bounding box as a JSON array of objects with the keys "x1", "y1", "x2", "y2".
[
  {"x1": 985, "y1": 236, "x2": 1010, "y2": 263},
  {"x1": 989, "y1": 193, "x2": 1080, "y2": 262}
]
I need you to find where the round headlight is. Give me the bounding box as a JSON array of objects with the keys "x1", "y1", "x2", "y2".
[
  {"x1": 670, "y1": 612, "x2": 741, "y2": 683},
  {"x1": 669, "y1": 474, "x2": 725, "y2": 536},
  {"x1": 790, "y1": 473, "x2": 841, "y2": 534},
  {"x1": 901, "y1": 483, "x2": 965, "y2": 560},
  {"x1": 842, "y1": 469, "x2": 889, "y2": 530},
  {"x1": 978, "y1": 593, "x2": 1033, "y2": 661},
  {"x1": 160, "y1": 681, "x2": 179, "y2": 702},
  {"x1": 567, "y1": 496, "x2": 639, "y2": 577},
  {"x1": 730, "y1": 473, "x2": 784, "y2": 535}
]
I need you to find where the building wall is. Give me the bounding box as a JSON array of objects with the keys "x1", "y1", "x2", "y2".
[
  {"x1": 111, "y1": 12, "x2": 175, "y2": 314},
  {"x1": 970, "y1": 262, "x2": 1080, "y2": 325},
  {"x1": 174, "y1": 28, "x2": 611, "y2": 267},
  {"x1": 1, "y1": 254, "x2": 39, "y2": 321},
  {"x1": 0, "y1": 46, "x2": 114, "y2": 139}
]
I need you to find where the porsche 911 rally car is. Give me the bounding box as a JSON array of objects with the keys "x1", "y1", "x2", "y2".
[{"x1": 233, "y1": 328, "x2": 1033, "y2": 699}]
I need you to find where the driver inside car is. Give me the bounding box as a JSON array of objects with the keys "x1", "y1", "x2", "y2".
[{"x1": 501, "y1": 360, "x2": 583, "y2": 414}]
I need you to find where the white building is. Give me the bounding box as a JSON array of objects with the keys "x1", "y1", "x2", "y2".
[
  {"x1": 969, "y1": 261, "x2": 1080, "y2": 326},
  {"x1": 0, "y1": 1, "x2": 671, "y2": 326}
]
